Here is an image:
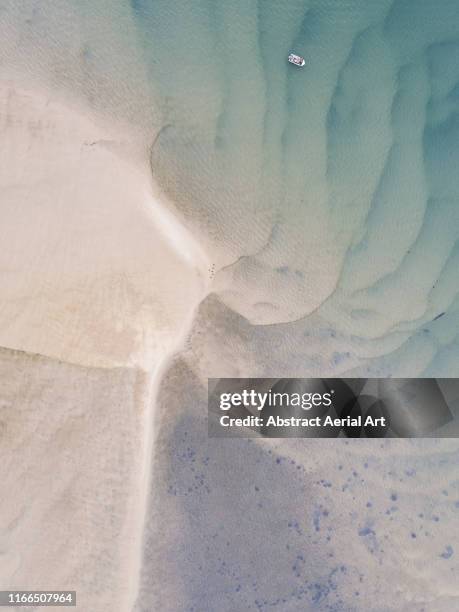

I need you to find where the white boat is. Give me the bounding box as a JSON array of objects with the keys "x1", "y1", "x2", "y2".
[{"x1": 288, "y1": 53, "x2": 305, "y2": 67}]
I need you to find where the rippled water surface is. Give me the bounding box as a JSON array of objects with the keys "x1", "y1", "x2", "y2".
[{"x1": 129, "y1": 0, "x2": 459, "y2": 377}]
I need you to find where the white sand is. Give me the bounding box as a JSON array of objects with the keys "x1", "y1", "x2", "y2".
[
  {"x1": 0, "y1": 79, "x2": 207, "y2": 370},
  {"x1": 0, "y1": 79, "x2": 208, "y2": 611},
  {"x1": 0, "y1": 348, "x2": 150, "y2": 612}
]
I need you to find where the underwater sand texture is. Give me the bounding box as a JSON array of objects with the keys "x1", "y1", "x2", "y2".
[
  {"x1": 135, "y1": 358, "x2": 459, "y2": 611},
  {"x1": 0, "y1": 0, "x2": 458, "y2": 611},
  {"x1": 141, "y1": 0, "x2": 459, "y2": 376}
]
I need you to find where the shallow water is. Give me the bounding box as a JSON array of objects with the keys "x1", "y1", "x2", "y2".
[
  {"x1": 133, "y1": 0, "x2": 459, "y2": 376},
  {"x1": 1, "y1": 1, "x2": 458, "y2": 610}
]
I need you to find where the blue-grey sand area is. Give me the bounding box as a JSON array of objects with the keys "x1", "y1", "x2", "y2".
[{"x1": 0, "y1": 1, "x2": 458, "y2": 610}]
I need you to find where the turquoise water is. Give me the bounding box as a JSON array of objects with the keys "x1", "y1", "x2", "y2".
[{"x1": 129, "y1": 0, "x2": 459, "y2": 376}]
